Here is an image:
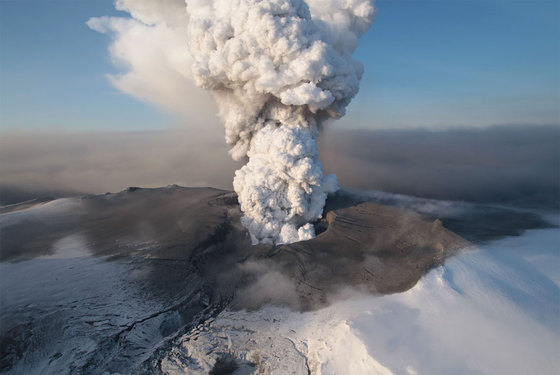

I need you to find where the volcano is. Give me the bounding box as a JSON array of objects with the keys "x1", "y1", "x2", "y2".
[{"x1": 2, "y1": 185, "x2": 551, "y2": 374}]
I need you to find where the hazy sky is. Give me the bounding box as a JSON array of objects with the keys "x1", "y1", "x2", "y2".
[{"x1": 1, "y1": 0, "x2": 558, "y2": 131}]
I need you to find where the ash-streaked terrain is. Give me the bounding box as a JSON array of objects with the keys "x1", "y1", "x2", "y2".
[{"x1": 0, "y1": 185, "x2": 556, "y2": 374}]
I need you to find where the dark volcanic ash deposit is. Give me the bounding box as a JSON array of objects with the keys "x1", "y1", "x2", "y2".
[{"x1": 1, "y1": 186, "x2": 468, "y2": 303}]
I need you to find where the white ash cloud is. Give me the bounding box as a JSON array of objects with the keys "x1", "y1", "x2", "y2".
[
  {"x1": 187, "y1": 0, "x2": 375, "y2": 244},
  {"x1": 88, "y1": 0, "x2": 375, "y2": 244}
]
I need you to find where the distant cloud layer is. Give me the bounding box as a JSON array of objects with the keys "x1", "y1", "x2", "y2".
[
  {"x1": 321, "y1": 124, "x2": 560, "y2": 207},
  {"x1": 1, "y1": 125, "x2": 558, "y2": 207},
  {"x1": 0, "y1": 129, "x2": 240, "y2": 204}
]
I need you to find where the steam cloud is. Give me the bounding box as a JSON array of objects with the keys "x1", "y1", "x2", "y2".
[
  {"x1": 89, "y1": 0, "x2": 375, "y2": 244},
  {"x1": 188, "y1": 0, "x2": 374, "y2": 244}
]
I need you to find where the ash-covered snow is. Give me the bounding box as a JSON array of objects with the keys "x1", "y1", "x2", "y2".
[{"x1": 160, "y1": 220, "x2": 560, "y2": 375}]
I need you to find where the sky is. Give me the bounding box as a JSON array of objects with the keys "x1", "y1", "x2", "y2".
[{"x1": 0, "y1": 0, "x2": 558, "y2": 132}]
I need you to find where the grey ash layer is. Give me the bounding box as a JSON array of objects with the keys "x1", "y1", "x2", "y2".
[{"x1": 0, "y1": 186, "x2": 551, "y2": 373}]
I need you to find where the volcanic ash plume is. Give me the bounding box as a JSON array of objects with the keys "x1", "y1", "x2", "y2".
[{"x1": 187, "y1": 0, "x2": 374, "y2": 244}]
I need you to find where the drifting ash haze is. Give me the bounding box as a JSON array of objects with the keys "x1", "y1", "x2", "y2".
[
  {"x1": 1, "y1": 125, "x2": 558, "y2": 207},
  {"x1": 90, "y1": 0, "x2": 375, "y2": 244}
]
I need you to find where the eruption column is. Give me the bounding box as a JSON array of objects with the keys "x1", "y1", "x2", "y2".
[{"x1": 187, "y1": 0, "x2": 374, "y2": 244}]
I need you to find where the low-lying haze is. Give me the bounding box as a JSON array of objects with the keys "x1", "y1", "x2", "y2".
[{"x1": 1, "y1": 124, "x2": 558, "y2": 208}]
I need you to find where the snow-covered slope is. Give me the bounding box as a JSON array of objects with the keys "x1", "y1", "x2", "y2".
[{"x1": 161, "y1": 222, "x2": 560, "y2": 375}]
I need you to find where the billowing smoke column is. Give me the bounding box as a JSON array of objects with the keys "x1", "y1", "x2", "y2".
[{"x1": 186, "y1": 0, "x2": 374, "y2": 245}]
